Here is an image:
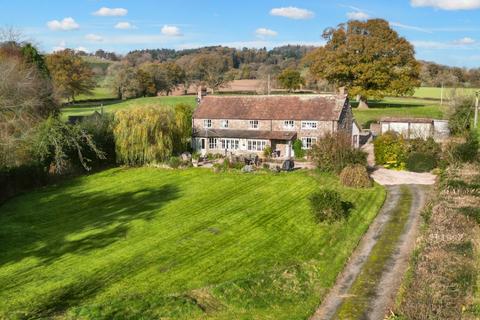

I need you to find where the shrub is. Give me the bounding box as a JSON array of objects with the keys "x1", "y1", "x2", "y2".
[
  {"x1": 293, "y1": 139, "x2": 305, "y2": 158},
  {"x1": 30, "y1": 117, "x2": 105, "y2": 173},
  {"x1": 340, "y1": 165, "x2": 372, "y2": 188},
  {"x1": 448, "y1": 96, "x2": 474, "y2": 135},
  {"x1": 263, "y1": 146, "x2": 273, "y2": 158},
  {"x1": 309, "y1": 189, "x2": 352, "y2": 223},
  {"x1": 310, "y1": 133, "x2": 367, "y2": 173},
  {"x1": 406, "y1": 152, "x2": 437, "y2": 172},
  {"x1": 168, "y1": 156, "x2": 181, "y2": 169},
  {"x1": 79, "y1": 114, "x2": 116, "y2": 168},
  {"x1": 455, "y1": 131, "x2": 479, "y2": 163},
  {"x1": 374, "y1": 131, "x2": 407, "y2": 170}
]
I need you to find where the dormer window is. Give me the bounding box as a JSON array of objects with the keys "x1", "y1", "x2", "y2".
[
  {"x1": 249, "y1": 120, "x2": 259, "y2": 129},
  {"x1": 221, "y1": 120, "x2": 229, "y2": 128},
  {"x1": 204, "y1": 119, "x2": 212, "y2": 128},
  {"x1": 284, "y1": 120, "x2": 295, "y2": 129}
]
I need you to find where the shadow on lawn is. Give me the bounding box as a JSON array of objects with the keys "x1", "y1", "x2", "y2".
[{"x1": 0, "y1": 184, "x2": 180, "y2": 266}]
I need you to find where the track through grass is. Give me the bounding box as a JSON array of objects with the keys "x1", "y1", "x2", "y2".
[{"x1": 334, "y1": 186, "x2": 412, "y2": 319}]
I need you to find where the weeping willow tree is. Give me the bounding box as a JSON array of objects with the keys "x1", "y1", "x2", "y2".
[{"x1": 113, "y1": 105, "x2": 192, "y2": 166}]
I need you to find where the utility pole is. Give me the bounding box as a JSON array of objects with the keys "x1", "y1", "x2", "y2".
[
  {"x1": 440, "y1": 82, "x2": 444, "y2": 105},
  {"x1": 475, "y1": 91, "x2": 479, "y2": 129}
]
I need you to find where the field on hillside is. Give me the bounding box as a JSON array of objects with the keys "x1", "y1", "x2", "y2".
[
  {"x1": 0, "y1": 168, "x2": 385, "y2": 319},
  {"x1": 61, "y1": 96, "x2": 197, "y2": 119},
  {"x1": 414, "y1": 86, "x2": 479, "y2": 99}
]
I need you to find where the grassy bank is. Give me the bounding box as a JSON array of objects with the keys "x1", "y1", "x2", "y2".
[{"x1": 0, "y1": 168, "x2": 385, "y2": 319}]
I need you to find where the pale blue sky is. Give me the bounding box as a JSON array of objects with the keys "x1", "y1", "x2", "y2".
[{"x1": 1, "y1": 0, "x2": 479, "y2": 67}]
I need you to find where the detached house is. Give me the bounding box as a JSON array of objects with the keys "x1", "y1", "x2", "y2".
[{"x1": 192, "y1": 94, "x2": 356, "y2": 158}]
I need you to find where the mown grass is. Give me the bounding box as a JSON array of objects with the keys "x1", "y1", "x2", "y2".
[
  {"x1": 0, "y1": 168, "x2": 385, "y2": 319},
  {"x1": 335, "y1": 186, "x2": 412, "y2": 319},
  {"x1": 352, "y1": 97, "x2": 445, "y2": 127},
  {"x1": 74, "y1": 87, "x2": 117, "y2": 101},
  {"x1": 414, "y1": 87, "x2": 479, "y2": 99}
]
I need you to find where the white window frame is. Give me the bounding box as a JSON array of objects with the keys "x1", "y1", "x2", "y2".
[
  {"x1": 284, "y1": 120, "x2": 295, "y2": 129},
  {"x1": 208, "y1": 138, "x2": 218, "y2": 149},
  {"x1": 204, "y1": 119, "x2": 212, "y2": 128},
  {"x1": 220, "y1": 119, "x2": 229, "y2": 128},
  {"x1": 301, "y1": 121, "x2": 318, "y2": 129},
  {"x1": 247, "y1": 139, "x2": 267, "y2": 151},
  {"x1": 301, "y1": 137, "x2": 317, "y2": 150},
  {"x1": 220, "y1": 138, "x2": 239, "y2": 150},
  {"x1": 249, "y1": 120, "x2": 259, "y2": 129}
]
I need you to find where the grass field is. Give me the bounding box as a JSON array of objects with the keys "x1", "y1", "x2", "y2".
[
  {"x1": 0, "y1": 168, "x2": 385, "y2": 319},
  {"x1": 414, "y1": 87, "x2": 479, "y2": 99},
  {"x1": 352, "y1": 97, "x2": 446, "y2": 127},
  {"x1": 61, "y1": 96, "x2": 197, "y2": 119},
  {"x1": 74, "y1": 87, "x2": 117, "y2": 102}
]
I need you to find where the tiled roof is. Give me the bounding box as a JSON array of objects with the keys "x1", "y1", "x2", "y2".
[
  {"x1": 194, "y1": 129, "x2": 297, "y2": 141},
  {"x1": 193, "y1": 95, "x2": 347, "y2": 121}
]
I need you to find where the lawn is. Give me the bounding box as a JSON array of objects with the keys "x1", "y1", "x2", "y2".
[
  {"x1": 0, "y1": 168, "x2": 385, "y2": 319},
  {"x1": 352, "y1": 97, "x2": 446, "y2": 127},
  {"x1": 61, "y1": 96, "x2": 197, "y2": 119}
]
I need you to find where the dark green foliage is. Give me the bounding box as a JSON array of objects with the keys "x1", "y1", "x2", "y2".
[
  {"x1": 79, "y1": 114, "x2": 116, "y2": 168},
  {"x1": 293, "y1": 139, "x2": 305, "y2": 158},
  {"x1": 454, "y1": 131, "x2": 479, "y2": 163},
  {"x1": 0, "y1": 164, "x2": 48, "y2": 204},
  {"x1": 374, "y1": 131, "x2": 407, "y2": 169},
  {"x1": 168, "y1": 156, "x2": 181, "y2": 169},
  {"x1": 277, "y1": 68, "x2": 305, "y2": 92},
  {"x1": 263, "y1": 146, "x2": 273, "y2": 158},
  {"x1": 30, "y1": 117, "x2": 105, "y2": 173},
  {"x1": 21, "y1": 43, "x2": 50, "y2": 78},
  {"x1": 310, "y1": 133, "x2": 367, "y2": 173},
  {"x1": 339, "y1": 165, "x2": 372, "y2": 188},
  {"x1": 406, "y1": 152, "x2": 437, "y2": 172},
  {"x1": 448, "y1": 97, "x2": 474, "y2": 135},
  {"x1": 309, "y1": 189, "x2": 352, "y2": 223}
]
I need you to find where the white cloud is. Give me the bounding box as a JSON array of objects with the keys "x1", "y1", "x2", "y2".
[
  {"x1": 47, "y1": 17, "x2": 79, "y2": 31},
  {"x1": 346, "y1": 11, "x2": 370, "y2": 20},
  {"x1": 255, "y1": 28, "x2": 278, "y2": 37},
  {"x1": 453, "y1": 37, "x2": 476, "y2": 45},
  {"x1": 75, "y1": 46, "x2": 89, "y2": 53},
  {"x1": 411, "y1": 0, "x2": 480, "y2": 10},
  {"x1": 93, "y1": 7, "x2": 128, "y2": 16},
  {"x1": 270, "y1": 7, "x2": 314, "y2": 19},
  {"x1": 412, "y1": 38, "x2": 478, "y2": 49},
  {"x1": 389, "y1": 22, "x2": 433, "y2": 33},
  {"x1": 85, "y1": 33, "x2": 103, "y2": 42},
  {"x1": 161, "y1": 25, "x2": 182, "y2": 37},
  {"x1": 115, "y1": 22, "x2": 135, "y2": 29}
]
